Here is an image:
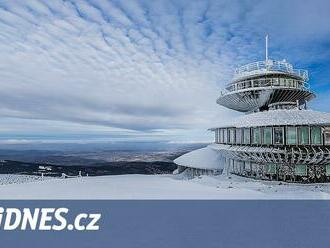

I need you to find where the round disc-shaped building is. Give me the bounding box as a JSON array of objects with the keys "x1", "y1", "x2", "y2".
[{"x1": 175, "y1": 40, "x2": 330, "y2": 183}]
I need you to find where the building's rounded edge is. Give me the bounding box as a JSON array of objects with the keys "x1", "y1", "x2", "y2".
[{"x1": 174, "y1": 145, "x2": 224, "y2": 171}]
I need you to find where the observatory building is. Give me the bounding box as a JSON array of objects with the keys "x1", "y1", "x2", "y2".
[{"x1": 175, "y1": 37, "x2": 330, "y2": 183}]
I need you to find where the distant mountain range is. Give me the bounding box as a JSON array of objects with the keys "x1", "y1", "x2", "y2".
[
  {"x1": 0, "y1": 160, "x2": 177, "y2": 177},
  {"x1": 0, "y1": 143, "x2": 206, "y2": 177}
]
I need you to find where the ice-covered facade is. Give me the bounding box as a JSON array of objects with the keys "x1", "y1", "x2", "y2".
[{"x1": 175, "y1": 37, "x2": 330, "y2": 183}]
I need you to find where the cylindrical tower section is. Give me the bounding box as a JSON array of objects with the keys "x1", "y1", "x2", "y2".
[{"x1": 217, "y1": 60, "x2": 315, "y2": 113}]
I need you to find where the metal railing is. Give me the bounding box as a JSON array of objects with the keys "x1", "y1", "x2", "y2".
[
  {"x1": 220, "y1": 77, "x2": 310, "y2": 95},
  {"x1": 234, "y1": 60, "x2": 309, "y2": 81}
]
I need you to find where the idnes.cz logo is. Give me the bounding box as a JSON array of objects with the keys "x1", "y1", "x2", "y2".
[{"x1": 0, "y1": 207, "x2": 101, "y2": 231}]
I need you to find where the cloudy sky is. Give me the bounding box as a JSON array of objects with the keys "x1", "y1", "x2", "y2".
[{"x1": 0, "y1": 0, "x2": 329, "y2": 144}]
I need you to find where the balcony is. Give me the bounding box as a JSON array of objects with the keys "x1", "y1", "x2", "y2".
[
  {"x1": 233, "y1": 60, "x2": 309, "y2": 81},
  {"x1": 221, "y1": 76, "x2": 310, "y2": 95}
]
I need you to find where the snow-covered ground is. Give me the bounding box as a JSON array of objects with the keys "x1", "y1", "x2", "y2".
[
  {"x1": 0, "y1": 174, "x2": 330, "y2": 199},
  {"x1": 0, "y1": 174, "x2": 48, "y2": 186}
]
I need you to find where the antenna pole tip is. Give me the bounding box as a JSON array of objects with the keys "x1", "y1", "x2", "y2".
[{"x1": 265, "y1": 34, "x2": 269, "y2": 61}]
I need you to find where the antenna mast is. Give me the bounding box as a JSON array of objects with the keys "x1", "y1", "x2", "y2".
[{"x1": 265, "y1": 34, "x2": 268, "y2": 61}]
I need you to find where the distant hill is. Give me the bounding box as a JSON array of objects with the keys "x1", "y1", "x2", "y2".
[
  {"x1": 0, "y1": 144, "x2": 206, "y2": 177},
  {"x1": 0, "y1": 160, "x2": 177, "y2": 177}
]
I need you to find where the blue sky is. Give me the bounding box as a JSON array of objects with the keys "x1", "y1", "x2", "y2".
[{"x1": 0, "y1": 0, "x2": 329, "y2": 145}]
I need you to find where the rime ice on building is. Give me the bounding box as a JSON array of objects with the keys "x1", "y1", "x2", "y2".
[{"x1": 175, "y1": 36, "x2": 330, "y2": 183}]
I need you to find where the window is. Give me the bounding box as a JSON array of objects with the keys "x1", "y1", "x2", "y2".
[
  {"x1": 263, "y1": 127, "x2": 272, "y2": 145},
  {"x1": 243, "y1": 128, "x2": 251, "y2": 144},
  {"x1": 244, "y1": 161, "x2": 251, "y2": 171},
  {"x1": 251, "y1": 163, "x2": 258, "y2": 172},
  {"x1": 235, "y1": 128, "x2": 242, "y2": 144},
  {"x1": 265, "y1": 164, "x2": 276, "y2": 174},
  {"x1": 229, "y1": 129, "x2": 235, "y2": 144},
  {"x1": 265, "y1": 78, "x2": 271, "y2": 86},
  {"x1": 229, "y1": 159, "x2": 234, "y2": 170},
  {"x1": 253, "y1": 79, "x2": 259, "y2": 87},
  {"x1": 238, "y1": 161, "x2": 244, "y2": 173},
  {"x1": 311, "y1": 126, "x2": 322, "y2": 145},
  {"x1": 326, "y1": 164, "x2": 330, "y2": 176},
  {"x1": 273, "y1": 127, "x2": 284, "y2": 144},
  {"x1": 298, "y1": 126, "x2": 309, "y2": 145},
  {"x1": 215, "y1": 130, "x2": 218, "y2": 143},
  {"x1": 295, "y1": 165, "x2": 307, "y2": 176},
  {"x1": 324, "y1": 128, "x2": 330, "y2": 145},
  {"x1": 252, "y1": 128, "x2": 261, "y2": 144},
  {"x1": 223, "y1": 129, "x2": 228, "y2": 143},
  {"x1": 286, "y1": 127, "x2": 297, "y2": 145}
]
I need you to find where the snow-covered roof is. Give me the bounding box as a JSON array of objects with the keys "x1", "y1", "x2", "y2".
[
  {"x1": 211, "y1": 109, "x2": 330, "y2": 129},
  {"x1": 174, "y1": 146, "x2": 223, "y2": 170}
]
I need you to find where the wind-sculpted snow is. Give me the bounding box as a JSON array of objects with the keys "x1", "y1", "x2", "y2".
[
  {"x1": 0, "y1": 174, "x2": 48, "y2": 186},
  {"x1": 174, "y1": 146, "x2": 223, "y2": 170}
]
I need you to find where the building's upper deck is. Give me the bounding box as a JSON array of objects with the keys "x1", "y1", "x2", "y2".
[
  {"x1": 217, "y1": 36, "x2": 315, "y2": 112},
  {"x1": 233, "y1": 60, "x2": 308, "y2": 82},
  {"x1": 216, "y1": 58, "x2": 314, "y2": 112}
]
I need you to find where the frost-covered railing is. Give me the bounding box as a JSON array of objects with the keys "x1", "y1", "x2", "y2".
[
  {"x1": 234, "y1": 60, "x2": 309, "y2": 81},
  {"x1": 220, "y1": 77, "x2": 310, "y2": 95}
]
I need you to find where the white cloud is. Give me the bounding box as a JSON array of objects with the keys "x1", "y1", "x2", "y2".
[{"x1": 0, "y1": 0, "x2": 329, "y2": 141}]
